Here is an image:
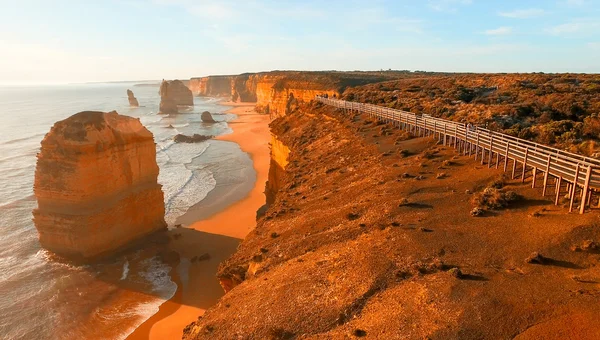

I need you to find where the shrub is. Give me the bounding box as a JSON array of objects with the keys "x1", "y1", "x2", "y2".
[
  {"x1": 516, "y1": 105, "x2": 535, "y2": 117},
  {"x1": 472, "y1": 187, "x2": 521, "y2": 210},
  {"x1": 488, "y1": 177, "x2": 505, "y2": 189},
  {"x1": 583, "y1": 115, "x2": 600, "y2": 138}
]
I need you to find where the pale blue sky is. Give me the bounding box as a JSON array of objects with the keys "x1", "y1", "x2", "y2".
[{"x1": 1, "y1": 0, "x2": 599, "y2": 84}]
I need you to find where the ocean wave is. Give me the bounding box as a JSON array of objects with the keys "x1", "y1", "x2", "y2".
[
  {"x1": 139, "y1": 256, "x2": 177, "y2": 296},
  {"x1": 0, "y1": 150, "x2": 38, "y2": 164},
  {"x1": 0, "y1": 132, "x2": 46, "y2": 146},
  {"x1": 0, "y1": 193, "x2": 35, "y2": 209},
  {"x1": 117, "y1": 301, "x2": 171, "y2": 340},
  {"x1": 157, "y1": 140, "x2": 211, "y2": 166},
  {"x1": 0, "y1": 250, "x2": 48, "y2": 284},
  {"x1": 161, "y1": 166, "x2": 217, "y2": 225},
  {"x1": 0, "y1": 163, "x2": 36, "y2": 175},
  {"x1": 138, "y1": 115, "x2": 163, "y2": 125},
  {"x1": 166, "y1": 123, "x2": 189, "y2": 129},
  {"x1": 158, "y1": 141, "x2": 216, "y2": 225}
]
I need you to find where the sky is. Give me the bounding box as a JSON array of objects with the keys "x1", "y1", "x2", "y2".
[{"x1": 0, "y1": 0, "x2": 599, "y2": 84}]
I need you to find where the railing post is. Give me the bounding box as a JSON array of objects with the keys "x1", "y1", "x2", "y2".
[
  {"x1": 542, "y1": 155, "x2": 551, "y2": 196},
  {"x1": 454, "y1": 125, "x2": 458, "y2": 149},
  {"x1": 521, "y1": 147, "x2": 529, "y2": 183},
  {"x1": 481, "y1": 137, "x2": 486, "y2": 165},
  {"x1": 504, "y1": 142, "x2": 510, "y2": 172},
  {"x1": 570, "y1": 164, "x2": 580, "y2": 212},
  {"x1": 580, "y1": 165, "x2": 593, "y2": 214},
  {"x1": 555, "y1": 177, "x2": 563, "y2": 205},
  {"x1": 443, "y1": 124, "x2": 447, "y2": 146},
  {"x1": 475, "y1": 133, "x2": 480, "y2": 160},
  {"x1": 464, "y1": 127, "x2": 469, "y2": 156},
  {"x1": 488, "y1": 134, "x2": 494, "y2": 168}
]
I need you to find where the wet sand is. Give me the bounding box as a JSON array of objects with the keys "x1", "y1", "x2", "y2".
[{"x1": 127, "y1": 102, "x2": 270, "y2": 340}]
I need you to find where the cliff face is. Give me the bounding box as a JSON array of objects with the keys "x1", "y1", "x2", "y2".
[
  {"x1": 33, "y1": 111, "x2": 167, "y2": 261},
  {"x1": 265, "y1": 134, "x2": 289, "y2": 205},
  {"x1": 256, "y1": 80, "x2": 339, "y2": 118},
  {"x1": 189, "y1": 76, "x2": 235, "y2": 97},
  {"x1": 231, "y1": 74, "x2": 259, "y2": 102}
]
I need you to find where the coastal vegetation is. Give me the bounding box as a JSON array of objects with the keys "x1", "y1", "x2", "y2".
[{"x1": 342, "y1": 73, "x2": 600, "y2": 157}]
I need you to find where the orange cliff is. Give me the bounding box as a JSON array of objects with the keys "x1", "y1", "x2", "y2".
[
  {"x1": 265, "y1": 134, "x2": 289, "y2": 206},
  {"x1": 33, "y1": 111, "x2": 167, "y2": 261},
  {"x1": 189, "y1": 75, "x2": 235, "y2": 97},
  {"x1": 159, "y1": 79, "x2": 194, "y2": 114},
  {"x1": 189, "y1": 72, "x2": 391, "y2": 118},
  {"x1": 255, "y1": 78, "x2": 338, "y2": 118}
]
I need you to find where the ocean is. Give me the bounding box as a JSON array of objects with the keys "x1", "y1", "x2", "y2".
[{"x1": 0, "y1": 82, "x2": 247, "y2": 339}]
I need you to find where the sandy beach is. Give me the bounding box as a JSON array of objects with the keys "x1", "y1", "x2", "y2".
[{"x1": 128, "y1": 102, "x2": 270, "y2": 340}]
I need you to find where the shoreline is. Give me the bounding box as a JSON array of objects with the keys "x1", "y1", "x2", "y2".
[{"x1": 127, "y1": 101, "x2": 270, "y2": 339}]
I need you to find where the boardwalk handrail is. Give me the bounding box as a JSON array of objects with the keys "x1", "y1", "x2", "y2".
[{"x1": 316, "y1": 96, "x2": 600, "y2": 213}]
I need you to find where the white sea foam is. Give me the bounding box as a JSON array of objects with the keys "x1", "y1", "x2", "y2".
[
  {"x1": 139, "y1": 115, "x2": 163, "y2": 125},
  {"x1": 139, "y1": 256, "x2": 177, "y2": 297},
  {"x1": 157, "y1": 141, "x2": 217, "y2": 225},
  {"x1": 169, "y1": 123, "x2": 189, "y2": 128},
  {"x1": 117, "y1": 301, "x2": 169, "y2": 340},
  {"x1": 97, "y1": 255, "x2": 179, "y2": 340}
]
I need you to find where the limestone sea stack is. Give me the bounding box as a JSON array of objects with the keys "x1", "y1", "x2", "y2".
[
  {"x1": 33, "y1": 111, "x2": 167, "y2": 261},
  {"x1": 201, "y1": 111, "x2": 216, "y2": 123},
  {"x1": 159, "y1": 79, "x2": 193, "y2": 114},
  {"x1": 127, "y1": 89, "x2": 139, "y2": 107}
]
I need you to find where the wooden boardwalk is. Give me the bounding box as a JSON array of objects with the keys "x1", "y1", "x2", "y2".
[{"x1": 316, "y1": 96, "x2": 600, "y2": 214}]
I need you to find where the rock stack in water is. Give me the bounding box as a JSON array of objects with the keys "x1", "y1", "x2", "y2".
[
  {"x1": 33, "y1": 111, "x2": 167, "y2": 261},
  {"x1": 201, "y1": 111, "x2": 216, "y2": 123},
  {"x1": 159, "y1": 79, "x2": 193, "y2": 114},
  {"x1": 127, "y1": 89, "x2": 139, "y2": 107}
]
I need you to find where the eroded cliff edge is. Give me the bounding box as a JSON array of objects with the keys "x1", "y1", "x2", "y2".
[
  {"x1": 188, "y1": 71, "x2": 393, "y2": 118},
  {"x1": 33, "y1": 111, "x2": 167, "y2": 261},
  {"x1": 183, "y1": 102, "x2": 600, "y2": 339}
]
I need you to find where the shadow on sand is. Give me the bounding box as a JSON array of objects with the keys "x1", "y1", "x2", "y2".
[
  {"x1": 48, "y1": 227, "x2": 243, "y2": 339},
  {"x1": 127, "y1": 227, "x2": 241, "y2": 338}
]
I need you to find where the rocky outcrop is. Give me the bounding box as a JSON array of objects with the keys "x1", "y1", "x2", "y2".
[
  {"x1": 159, "y1": 98, "x2": 178, "y2": 115},
  {"x1": 173, "y1": 134, "x2": 213, "y2": 143},
  {"x1": 33, "y1": 111, "x2": 167, "y2": 261},
  {"x1": 127, "y1": 89, "x2": 139, "y2": 107},
  {"x1": 201, "y1": 111, "x2": 216, "y2": 123},
  {"x1": 159, "y1": 79, "x2": 193, "y2": 114}
]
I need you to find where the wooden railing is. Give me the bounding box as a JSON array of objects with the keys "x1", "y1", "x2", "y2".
[{"x1": 316, "y1": 96, "x2": 600, "y2": 214}]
